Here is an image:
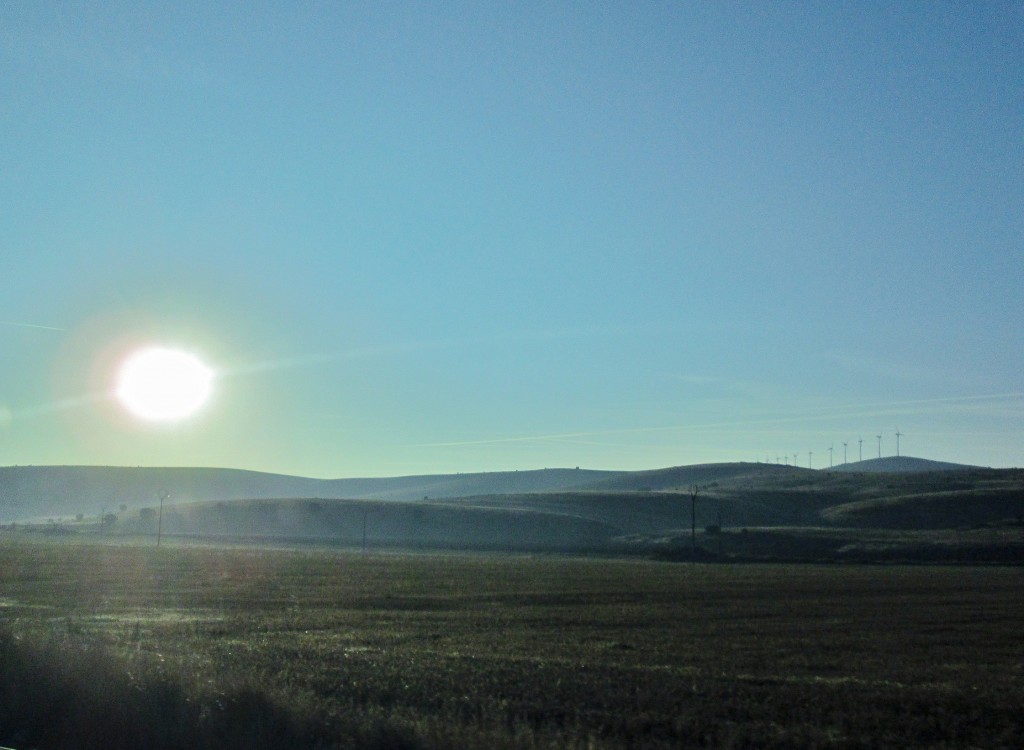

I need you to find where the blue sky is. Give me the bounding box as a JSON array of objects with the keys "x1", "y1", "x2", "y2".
[{"x1": 2, "y1": 2, "x2": 1022, "y2": 477}]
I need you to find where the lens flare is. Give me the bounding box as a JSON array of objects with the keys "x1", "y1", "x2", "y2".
[{"x1": 115, "y1": 347, "x2": 213, "y2": 421}]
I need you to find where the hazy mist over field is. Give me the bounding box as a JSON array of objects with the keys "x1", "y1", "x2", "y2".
[
  {"x1": 4, "y1": 460, "x2": 1020, "y2": 564},
  {"x1": 1, "y1": 3, "x2": 1022, "y2": 476}
]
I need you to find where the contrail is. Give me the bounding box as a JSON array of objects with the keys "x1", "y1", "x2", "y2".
[
  {"x1": 419, "y1": 392, "x2": 1024, "y2": 448},
  {"x1": 224, "y1": 326, "x2": 636, "y2": 377},
  {"x1": 0, "y1": 320, "x2": 64, "y2": 331},
  {"x1": 7, "y1": 394, "x2": 104, "y2": 420},
  {"x1": 226, "y1": 341, "x2": 444, "y2": 376}
]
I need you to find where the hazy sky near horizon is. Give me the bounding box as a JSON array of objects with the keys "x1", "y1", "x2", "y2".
[{"x1": 2, "y1": 2, "x2": 1022, "y2": 477}]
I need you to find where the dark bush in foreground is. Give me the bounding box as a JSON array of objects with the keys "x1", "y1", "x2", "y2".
[{"x1": 0, "y1": 629, "x2": 333, "y2": 750}]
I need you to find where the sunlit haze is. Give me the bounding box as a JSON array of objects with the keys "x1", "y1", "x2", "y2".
[
  {"x1": 115, "y1": 347, "x2": 213, "y2": 422},
  {"x1": 1, "y1": 3, "x2": 1021, "y2": 476}
]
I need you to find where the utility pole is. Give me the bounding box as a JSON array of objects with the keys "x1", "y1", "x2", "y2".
[
  {"x1": 690, "y1": 485, "x2": 699, "y2": 559},
  {"x1": 361, "y1": 508, "x2": 369, "y2": 554},
  {"x1": 717, "y1": 508, "x2": 723, "y2": 556},
  {"x1": 156, "y1": 489, "x2": 169, "y2": 548}
]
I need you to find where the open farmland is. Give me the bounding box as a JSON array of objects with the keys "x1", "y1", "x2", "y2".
[{"x1": 1, "y1": 538, "x2": 1022, "y2": 749}]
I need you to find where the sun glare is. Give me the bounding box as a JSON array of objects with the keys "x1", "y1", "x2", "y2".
[{"x1": 115, "y1": 347, "x2": 213, "y2": 422}]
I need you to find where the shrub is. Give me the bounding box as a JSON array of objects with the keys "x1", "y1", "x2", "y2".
[{"x1": 0, "y1": 628, "x2": 324, "y2": 750}]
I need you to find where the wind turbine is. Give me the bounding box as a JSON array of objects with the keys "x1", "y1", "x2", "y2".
[
  {"x1": 895, "y1": 429, "x2": 902, "y2": 457},
  {"x1": 858, "y1": 437, "x2": 863, "y2": 463},
  {"x1": 842, "y1": 441, "x2": 848, "y2": 464},
  {"x1": 808, "y1": 451, "x2": 813, "y2": 469},
  {"x1": 876, "y1": 433, "x2": 882, "y2": 459},
  {"x1": 828, "y1": 444, "x2": 834, "y2": 468}
]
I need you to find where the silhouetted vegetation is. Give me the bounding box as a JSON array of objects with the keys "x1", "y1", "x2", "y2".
[{"x1": 0, "y1": 629, "x2": 328, "y2": 750}]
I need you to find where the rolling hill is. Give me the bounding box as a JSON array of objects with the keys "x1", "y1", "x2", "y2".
[
  {"x1": 830, "y1": 456, "x2": 979, "y2": 473},
  {"x1": 0, "y1": 465, "x2": 619, "y2": 522},
  {"x1": 2, "y1": 460, "x2": 1022, "y2": 561},
  {"x1": 118, "y1": 497, "x2": 619, "y2": 551},
  {"x1": 573, "y1": 462, "x2": 800, "y2": 492}
]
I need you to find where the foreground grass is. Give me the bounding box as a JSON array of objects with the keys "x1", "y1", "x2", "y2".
[{"x1": 1, "y1": 538, "x2": 1022, "y2": 748}]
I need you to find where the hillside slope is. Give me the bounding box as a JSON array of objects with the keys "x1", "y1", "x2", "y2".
[
  {"x1": 831, "y1": 456, "x2": 979, "y2": 473},
  {"x1": 0, "y1": 465, "x2": 621, "y2": 522},
  {"x1": 319, "y1": 468, "x2": 619, "y2": 500},
  {"x1": 118, "y1": 497, "x2": 620, "y2": 551},
  {"x1": 576, "y1": 462, "x2": 798, "y2": 492},
  {"x1": 822, "y1": 488, "x2": 1024, "y2": 529},
  {"x1": 6, "y1": 464, "x2": 1024, "y2": 561}
]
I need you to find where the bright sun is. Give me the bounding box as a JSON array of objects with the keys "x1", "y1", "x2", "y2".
[{"x1": 115, "y1": 346, "x2": 214, "y2": 421}]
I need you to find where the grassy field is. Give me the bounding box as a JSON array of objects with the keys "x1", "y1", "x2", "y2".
[{"x1": 1, "y1": 538, "x2": 1022, "y2": 749}]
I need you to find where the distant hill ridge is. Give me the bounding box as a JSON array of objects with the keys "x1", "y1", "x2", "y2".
[
  {"x1": 0, "y1": 465, "x2": 622, "y2": 521},
  {"x1": 3, "y1": 461, "x2": 1022, "y2": 560},
  {"x1": 829, "y1": 456, "x2": 979, "y2": 473},
  {"x1": 577, "y1": 462, "x2": 801, "y2": 492},
  {"x1": 0, "y1": 457, "x2": 1002, "y2": 526}
]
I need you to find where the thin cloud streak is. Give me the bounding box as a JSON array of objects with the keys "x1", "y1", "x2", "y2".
[
  {"x1": 822, "y1": 351, "x2": 938, "y2": 382},
  {"x1": 0, "y1": 321, "x2": 64, "y2": 331},
  {"x1": 420, "y1": 393, "x2": 1024, "y2": 448},
  {"x1": 9, "y1": 394, "x2": 103, "y2": 420},
  {"x1": 225, "y1": 325, "x2": 636, "y2": 377},
  {"x1": 226, "y1": 340, "x2": 449, "y2": 376}
]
